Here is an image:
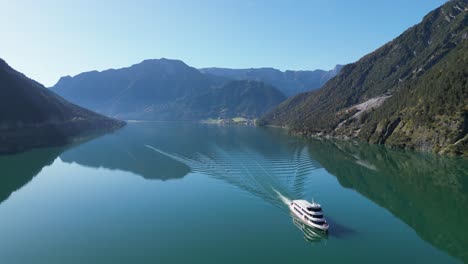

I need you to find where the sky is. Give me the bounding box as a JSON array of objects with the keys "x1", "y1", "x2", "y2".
[{"x1": 0, "y1": 0, "x2": 446, "y2": 87}]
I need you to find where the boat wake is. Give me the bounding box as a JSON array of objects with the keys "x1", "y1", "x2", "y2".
[
  {"x1": 274, "y1": 189, "x2": 291, "y2": 206},
  {"x1": 144, "y1": 143, "x2": 336, "y2": 241},
  {"x1": 144, "y1": 144, "x2": 319, "y2": 210}
]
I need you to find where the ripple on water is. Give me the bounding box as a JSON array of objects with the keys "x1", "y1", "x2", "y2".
[{"x1": 144, "y1": 144, "x2": 320, "y2": 210}]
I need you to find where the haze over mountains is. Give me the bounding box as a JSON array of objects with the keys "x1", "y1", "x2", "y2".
[
  {"x1": 260, "y1": 0, "x2": 468, "y2": 156},
  {"x1": 53, "y1": 59, "x2": 335, "y2": 121},
  {"x1": 0, "y1": 58, "x2": 124, "y2": 154},
  {"x1": 200, "y1": 65, "x2": 343, "y2": 97}
]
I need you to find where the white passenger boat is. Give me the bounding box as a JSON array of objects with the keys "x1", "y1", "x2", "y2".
[{"x1": 289, "y1": 199, "x2": 329, "y2": 232}]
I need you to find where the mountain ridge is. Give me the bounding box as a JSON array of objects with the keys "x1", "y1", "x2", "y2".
[
  {"x1": 52, "y1": 58, "x2": 287, "y2": 121},
  {"x1": 260, "y1": 0, "x2": 468, "y2": 156},
  {"x1": 200, "y1": 64, "x2": 343, "y2": 96}
]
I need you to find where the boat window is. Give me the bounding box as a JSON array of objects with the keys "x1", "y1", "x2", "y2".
[
  {"x1": 294, "y1": 207, "x2": 303, "y2": 215},
  {"x1": 307, "y1": 207, "x2": 322, "y2": 212},
  {"x1": 310, "y1": 219, "x2": 324, "y2": 225},
  {"x1": 311, "y1": 214, "x2": 323, "y2": 219}
]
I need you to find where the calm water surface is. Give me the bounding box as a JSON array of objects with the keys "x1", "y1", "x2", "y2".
[{"x1": 0, "y1": 122, "x2": 467, "y2": 263}]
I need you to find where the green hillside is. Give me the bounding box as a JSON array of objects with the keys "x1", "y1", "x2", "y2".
[{"x1": 260, "y1": 0, "x2": 468, "y2": 156}]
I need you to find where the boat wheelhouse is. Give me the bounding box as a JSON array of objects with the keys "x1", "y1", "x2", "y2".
[{"x1": 289, "y1": 199, "x2": 329, "y2": 232}]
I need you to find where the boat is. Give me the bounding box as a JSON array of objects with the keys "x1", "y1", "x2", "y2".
[{"x1": 289, "y1": 199, "x2": 329, "y2": 232}]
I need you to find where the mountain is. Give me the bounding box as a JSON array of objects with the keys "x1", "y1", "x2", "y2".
[
  {"x1": 53, "y1": 59, "x2": 214, "y2": 118},
  {"x1": 181, "y1": 80, "x2": 285, "y2": 120},
  {"x1": 260, "y1": 0, "x2": 468, "y2": 156},
  {"x1": 200, "y1": 65, "x2": 343, "y2": 97},
  {"x1": 52, "y1": 58, "x2": 286, "y2": 121},
  {"x1": 0, "y1": 58, "x2": 125, "y2": 154}
]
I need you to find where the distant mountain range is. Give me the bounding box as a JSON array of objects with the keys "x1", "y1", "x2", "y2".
[
  {"x1": 0, "y1": 58, "x2": 124, "y2": 154},
  {"x1": 200, "y1": 65, "x2": 343, "y2": 97},
  {"x1": 52, "y1": 59, "x2": 288, "y2": 121},
  {"x1": 260, "y1": 0, "x2": 468, "y2": 156}
]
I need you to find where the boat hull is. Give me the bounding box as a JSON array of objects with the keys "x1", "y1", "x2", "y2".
[{"x1": 289, "y1": 204, "x2": 329, "y2": 232}]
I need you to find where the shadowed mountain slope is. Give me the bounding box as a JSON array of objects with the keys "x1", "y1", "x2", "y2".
[{"x1": 0, "y1": 58, "x2": 125, "y2": 154}]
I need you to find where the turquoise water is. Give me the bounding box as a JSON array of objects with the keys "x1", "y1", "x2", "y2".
[{"x1": 0, "y1": 122, "x2": 467, "y2": 263}]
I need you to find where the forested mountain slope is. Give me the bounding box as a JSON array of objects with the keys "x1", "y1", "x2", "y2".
[{"x1": 260, "y1": 0, "x2": 468, "y2": 155}]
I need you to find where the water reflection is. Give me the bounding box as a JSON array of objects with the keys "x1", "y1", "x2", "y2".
[
  {"x1": 0, "y1": 133, "x2": 117, "y2": 206},
  {"x1": 59, "y1": 131, "x2": 190, "y2": 181},
  {"x1": 291, "y1": 214, "x2": 328, "y2": 243},
  {"x1": 307, "y1": 139, "x2": 468, "y2": 263},
  {"x1": 2, "y1": 122, "x2": 467, "y2": 260},
  {"x1": 60, "y1": 123, "x2": 324, "y2": 205},
  {"x1": 0, "y1": 147, "x2": 64, "y2": 204},
  {"x1": 325, "y1": 218, "x2": 356, "y2": 239},
  {"x1": 58, "y1": 123, "x2": 332, "y2": 243}
]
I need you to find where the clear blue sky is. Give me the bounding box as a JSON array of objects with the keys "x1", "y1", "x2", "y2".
[{"x1": 0, "y1": 0, "x2": 446, "y2": 86}]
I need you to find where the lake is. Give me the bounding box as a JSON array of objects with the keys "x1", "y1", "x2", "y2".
[{"x1": 0, "y1": 122, "x2": 467, "y2": 263}]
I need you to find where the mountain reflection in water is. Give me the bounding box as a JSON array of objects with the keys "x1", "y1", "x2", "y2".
[
  {"x1": 307, "y1": 139, "x2": 468, "y2": 263},
  {"x1": 57, "y1": 123, "x2": 468, "y2": 261},
  {"x1": 0, "y1": 123, "x2": 466, "y2": 262},
  {"x1": 60, "y1": 123, "x2": 324, "y2": 206},
  {"x1": 291, "y1": 214, "x2": 328, "y2": 243},
  {"x1": 0, "y1": 147, "x2": 64, "y2": 204}
]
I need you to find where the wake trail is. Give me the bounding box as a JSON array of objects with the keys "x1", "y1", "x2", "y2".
[{"x1": 274, "y1": 189, "x2": 291, "y2": 206}]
